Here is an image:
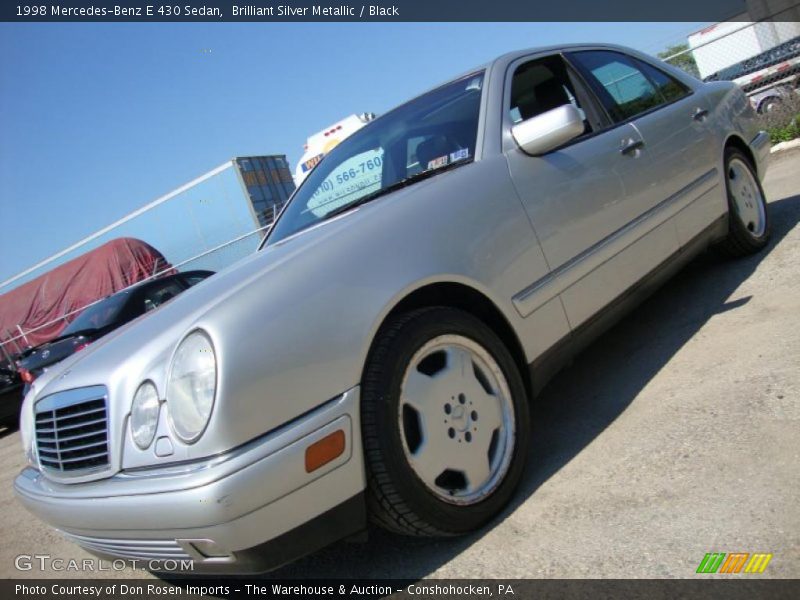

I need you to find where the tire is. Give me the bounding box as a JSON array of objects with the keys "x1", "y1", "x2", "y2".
[
  {"x1": 759, "y1": 97, "x2": 780, "y2": 114},
  {"x1": 361, "y1": 307, "x2": 530, "y2": 536},
  {"x1": 720, "y1": 148, "x2": 770, "y2": 257}
]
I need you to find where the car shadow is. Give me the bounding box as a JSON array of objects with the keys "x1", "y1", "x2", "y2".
[
  {"x1": 174, "y1": 191, "x2": 800, "y2": 583},
  {"x1": 0, "y1": 386, "x2": 22, "y2": 438}
]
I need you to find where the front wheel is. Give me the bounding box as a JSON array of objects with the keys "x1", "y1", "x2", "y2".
[
  {"x1": 361, "y1": 307, "x2": 530, "y2": 536},
  {"x1": 721, "y1": 148, "x2": 770, "y2": 257}
]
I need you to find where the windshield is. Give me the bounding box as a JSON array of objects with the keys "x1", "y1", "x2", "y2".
[
  {"x1": 266, "y1": 72, "x2": 485, "y2": 244},
  {"x1": 62, "y1": 292, "x2": 129, "y2": 334}
]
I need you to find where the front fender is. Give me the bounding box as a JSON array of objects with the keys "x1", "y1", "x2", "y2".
[{"x1": 202, "y1": 155, "x2": 548, "y2": 455}]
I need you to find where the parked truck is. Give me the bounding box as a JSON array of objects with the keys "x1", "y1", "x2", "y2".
[{"x1": 294, "y1": 113, "x2": 376, "y2": 185}]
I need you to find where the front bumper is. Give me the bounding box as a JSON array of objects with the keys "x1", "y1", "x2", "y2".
[{"x1": 14, "y1": 387, "x2": 366, "y2": 574}]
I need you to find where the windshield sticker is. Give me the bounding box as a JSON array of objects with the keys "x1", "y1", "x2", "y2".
[
  {"x1": 450, "y1": 148, "x2": 470, "y2": 162},
  {"x1": 428, "y1": 155, "x2": 449, "y2": 170},
  {"x1": 306, "y1": 148, "x2": 385, "y2": 217},
  {"x1": 302, "y1": 153, "x2": 324, "y2": 173}
]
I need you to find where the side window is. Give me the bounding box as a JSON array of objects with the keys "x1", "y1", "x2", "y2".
[
  {"x1": 635, "y1": 59, "x2": 690, "y2": 103},
  {"x1": 569, "y1": 50, "x2": 670, "y2": 121},
  {"x1": 509, "y1": 55, "x2": 600, "y2": 134},
  {"x1": 509, "y1": 56, "x2": 591, "y2": 130}
]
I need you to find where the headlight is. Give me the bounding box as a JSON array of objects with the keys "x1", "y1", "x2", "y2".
[
  {"x1": 167, "y1": 330, "x2": 217, "y2": 443},
  {"x1": 131, "y1": 382, "x2": 160, "y2": 449}
]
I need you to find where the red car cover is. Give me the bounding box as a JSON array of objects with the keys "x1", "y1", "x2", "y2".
[{"x1": 0, "y1": 238, "x2": 172, "y2": 352}]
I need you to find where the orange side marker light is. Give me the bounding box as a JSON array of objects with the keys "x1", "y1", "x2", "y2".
[{"x1": 305, "y1": 429, "x2": 345, "y2": 473}]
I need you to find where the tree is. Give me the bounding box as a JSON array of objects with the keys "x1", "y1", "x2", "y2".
[{"x1": 658, "y1": 43, "x2": 701, "y2": 78}]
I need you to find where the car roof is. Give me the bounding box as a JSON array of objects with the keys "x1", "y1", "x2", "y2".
[
  {"x1": 490, "y1": 42, "x2": 651, "y2": 73},
  {"x1": 391, "y1": 43, "x2": 636, "y2": 113}
]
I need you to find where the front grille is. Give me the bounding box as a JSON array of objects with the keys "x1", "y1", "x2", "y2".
[
  {"x1": 35, "y1": 388, "x2": 109, "y2": 474},
  {"x1": 61, "y1": 532, "x2": 192, "y2": 561}
]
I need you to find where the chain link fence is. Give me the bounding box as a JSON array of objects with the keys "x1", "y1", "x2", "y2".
[
  {"x1": 0, "y1": 224, "x2": 276, "y2": 362},
  {"x1": 658, "y1": 4, "x2": 800, "y2": 134}
]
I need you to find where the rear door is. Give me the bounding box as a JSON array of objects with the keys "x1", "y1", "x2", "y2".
[{"x1": 567, "y1": 49, "x2": 720, "y2": 247}]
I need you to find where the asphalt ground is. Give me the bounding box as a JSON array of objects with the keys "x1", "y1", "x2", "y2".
[{"x1": 0, "y1": 150, "x2": 797, "y2": 579}]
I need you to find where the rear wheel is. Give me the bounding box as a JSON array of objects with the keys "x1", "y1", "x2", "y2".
[
  {"x1": 759, "y1": 97, "x2": 781, "y2": 114},
  {"x1": 361, "y1": 307, "x2": 530, "y2": 536},
  {"x1": 721, "y1": 148, "x2": 770, "y2": 256}
]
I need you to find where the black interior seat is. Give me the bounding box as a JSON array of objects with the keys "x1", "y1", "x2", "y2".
[{"x1": 533, "y1": 78, "x2": 570, "y2": 113}]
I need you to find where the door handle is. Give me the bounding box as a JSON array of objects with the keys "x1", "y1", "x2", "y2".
[
  {"x1": 619, "y1": 138, "x2": 644, "y2": 155},
  {"x1": 693, "y1": 107, "x2": 709, "y2": 121}
]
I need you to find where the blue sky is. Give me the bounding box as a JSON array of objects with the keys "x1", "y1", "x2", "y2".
[{"x1": 0, "y1": 22, "x2": 708, "y2": 285}]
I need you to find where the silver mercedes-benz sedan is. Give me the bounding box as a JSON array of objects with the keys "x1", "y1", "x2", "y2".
[{"x1": 15, "y1": 44, "x2": 770, "y2": 573}]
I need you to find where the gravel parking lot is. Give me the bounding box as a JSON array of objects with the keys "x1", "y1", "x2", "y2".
[{"x1": 1, "y1": 150, "x2": 797, "y2": 580}]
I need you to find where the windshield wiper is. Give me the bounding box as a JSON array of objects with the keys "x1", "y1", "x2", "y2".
[{"x1": 322, "y1": 159, "x2": 470, "y2": 221}]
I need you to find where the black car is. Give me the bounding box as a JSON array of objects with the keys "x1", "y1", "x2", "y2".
[
  {"x1": 0, "y1": 366, "x2": 23, "y2": 426},
  {"x1": 17, "y1": 270, "x2": 214, "y2": 391}
]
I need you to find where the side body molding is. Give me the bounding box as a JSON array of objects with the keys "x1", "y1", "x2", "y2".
[{"x1": 512, "y1": 168, "x2": 719, "y2": 318}]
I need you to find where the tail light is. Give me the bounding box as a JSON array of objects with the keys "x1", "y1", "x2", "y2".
[
  {"x1": 18, "y1": 368, "x2": 34, "y2": 384},
  {"x1": 74, "y1": 342, "x2": 91, "y2": 352}
]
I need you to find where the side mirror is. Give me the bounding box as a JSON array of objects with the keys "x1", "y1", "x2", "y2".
[{"x1": 511, "y1": 104, "x2": 585, "y2": 156}]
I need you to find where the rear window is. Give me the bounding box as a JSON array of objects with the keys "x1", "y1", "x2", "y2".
[
  {"x1": 141, "y1": 281, "x2": 184, "y2": 313},
  {"x1": 62, "y1": 293, "x2": 128, "y2": 333}
]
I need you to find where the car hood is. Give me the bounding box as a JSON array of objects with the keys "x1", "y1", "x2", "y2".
[
  {"x1": 30, "y1": 203, "x2": 367, "y2": 396},
  {"x1": 20, "y1": 216, "x2": 352, "y2": 468},
  {"x1": 31, "y1": 180, "x2": 434, "y2": 400}
]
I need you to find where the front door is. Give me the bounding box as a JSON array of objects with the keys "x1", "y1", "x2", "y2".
[{"x1": 504, "y1": 53, "x2": 680, "y2": 329}]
